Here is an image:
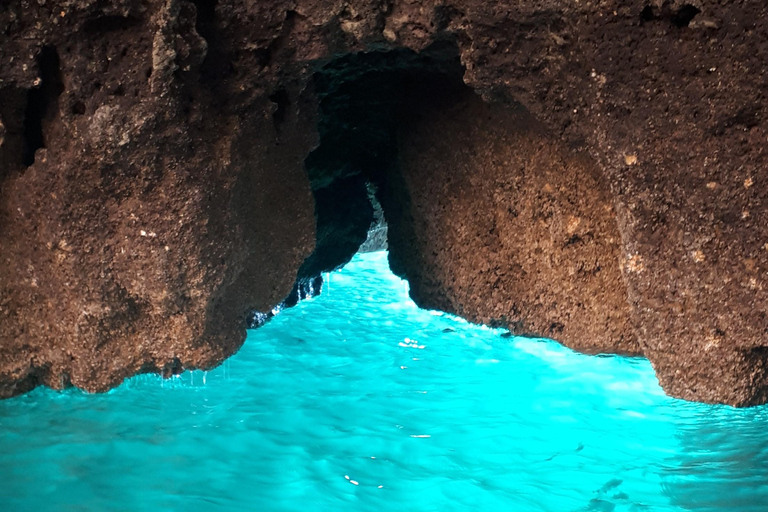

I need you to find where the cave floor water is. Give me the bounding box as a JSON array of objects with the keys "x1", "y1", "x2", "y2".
[{"x1": 2, "y1": 252, "x2": 768, "y2": 512}]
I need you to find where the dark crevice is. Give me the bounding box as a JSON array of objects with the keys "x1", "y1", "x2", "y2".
[
  {"x1": 70, "y1": 100, "x2": 86, "y2": 116},
  {"x1": 565, "y1": 234, "x2": 583, "y2": 247},
  {"x1": 192, "y1": 0, "x2": 226, "y2": 84},
  {"x1": 640, "y1": 6, "x2": 655, "y2": 22},
  {"x1": 283, "y1": 10, "x2": 298, "y2": 28},
  {"x1": 253, "y1": 49, "x2": 271, "y2": 68},
  {"x1": 671, "y1": 4, "x2": 701, "y2": 28},
  {"x1": 640, "y1": 3, "x2": 701, "y2": 28},
  {"x1": 0, "y1": 364, "x2": 51, "y2": 398},
  {"x1": 433, "y1": 4, "x2": 464, "y2": 31},
  {"x1": 712, "y1": 105, "x2": 761, "y2": 135},
  {"x1": 192, "y1": 0, "x2": 217, "y2": 43},
  {"x1": 738, "y1": 346, "x2": 768, "y2": 406},
  {"x1": 0, "y1": 87, "x2": 28, "y2": 182},
  {"x1": 549, "y1": 322, "x2": 566, "y2": 334},
  {"x1": 22, "y1": 46, "x2": 64, "y2": 167},
  {"x1": 160, "y1": 357, "x2": 184, "y2": 379},
  {"x1": 302, "y1": 40, "x2": 467, "y2": 277}
]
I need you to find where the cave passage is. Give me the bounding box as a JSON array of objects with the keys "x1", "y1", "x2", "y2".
[
  {"x1": 249, "y1": 41, "x2": 472, "y2": 327},
  {"x1": 298, "y1": 40, "x2": 470, "y2": 280},
  {"x1": 2, "y1": 251, "x2": 767, "y2": 510}
]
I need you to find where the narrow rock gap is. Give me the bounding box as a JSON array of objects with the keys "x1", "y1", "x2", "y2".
[
  {"x1": 191, "y1": 0, "x2": 218, "y2": 45},
  {"x1": 301, "y1": 39, "x2": 470, "y2": 276},
  {"x1": 247, "y1": 40, "x2": 471, "y2": 327},
  {"x1": 22, "y1": 46, "x2": 64, "y2": 167},
  {"x1": 191, "y1": 0, "x2": 227, "y2": 85}
]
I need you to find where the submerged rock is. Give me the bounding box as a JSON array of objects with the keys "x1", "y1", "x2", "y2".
[{"x1": 0, "y1": 0, "x2": 766, "y2": 405}]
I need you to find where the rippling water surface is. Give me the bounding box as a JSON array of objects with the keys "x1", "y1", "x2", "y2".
[{"x1": 2, "y1": 252, "x2": 768, "y2": 511}]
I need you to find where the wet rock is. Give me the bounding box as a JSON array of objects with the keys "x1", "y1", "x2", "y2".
[
  {"x1": 0, "y1": 0, "x2": 766, "y2": 405},
  {"x1": 358, "y1": 184, "x2": 388, "y2": 254},
  {"x1": 0, "y1": 0, "x2": 317, "y2": 396},
  {"x1": 384, "y1": 92, "x2": 638, "y2": 356},
  {"x1": 359, "y1": 225, "x2": 388, "y2": 254},
  {"x1": 246, "y1": 275, "x2": 323, "y2": 329}
]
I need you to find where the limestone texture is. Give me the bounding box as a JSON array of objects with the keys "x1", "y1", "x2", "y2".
[{"x1": 0, "y1": 0, "x2": 766, "y2": 405}]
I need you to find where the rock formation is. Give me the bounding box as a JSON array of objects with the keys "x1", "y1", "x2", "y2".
[{"x1": 0, "y1": 0, "x2": 766, "y2": 405}]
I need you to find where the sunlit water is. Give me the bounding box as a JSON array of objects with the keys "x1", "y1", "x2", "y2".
[{"x1": 2, "y1": 252, "x2": 768, "y2": 511}]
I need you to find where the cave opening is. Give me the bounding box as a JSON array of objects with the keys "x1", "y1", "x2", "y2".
[
  {"x1": 249, "y1": 40, "x2": 473, "y2": 327},
  {"x1": 307, "y1": 42, "x2": 469, "y2": 272},
  {"x1": 259, "y1": 36, "x2": 641, "y2": 361}
]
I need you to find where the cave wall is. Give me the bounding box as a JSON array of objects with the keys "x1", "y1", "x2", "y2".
[
  {"x1": 453, "y1": 0, "x2": 768, "y2": 406},
  {"x1": 0, "y1": 0, "x2": 317, "y2": 394},
  {"x1": 0, "y1": 0, "x2": 766, "y2": 405},
  {"x1": 384, "y1": 92, "x2": 639, "y2": 356}
]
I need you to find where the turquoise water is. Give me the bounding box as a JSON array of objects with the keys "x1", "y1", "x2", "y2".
[{"x1": 1, "y1": 252, "x2": 768, "y2": 511}]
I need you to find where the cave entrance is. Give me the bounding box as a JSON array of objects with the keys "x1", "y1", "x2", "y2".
[
  {"x1": 249, "y1": 41, "x2": 472, "y2": 328},
  {"x1": 268, "y1": 38, "x2": 636, "y2": 359},
  {"x1": 299, "y1": 40, "x2": 470, "y2": 278}
]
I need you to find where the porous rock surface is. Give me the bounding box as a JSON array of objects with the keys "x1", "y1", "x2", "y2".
[
  {"x1": 0, "y1": 0, "x2": 766, "y2": 405},
  {"x1": 385, "y1": 93, "x2": 640, "y2": 356}
]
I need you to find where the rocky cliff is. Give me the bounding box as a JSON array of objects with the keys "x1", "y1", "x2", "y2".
[{"x1": 0, "y1": 0, "x2": 766, "y2": 405}]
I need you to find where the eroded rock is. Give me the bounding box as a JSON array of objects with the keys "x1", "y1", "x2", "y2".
[
  {"x1": 0, "y1": 0, "x2": 316, "y2": 395},
  {"x1": 0, "y1": 0, "x2": 766, "y2": 405},
  {"x1": 385, "y1": 93, "x2": 639, "y2": 356}
]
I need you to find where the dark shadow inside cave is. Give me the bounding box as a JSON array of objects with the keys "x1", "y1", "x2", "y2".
[
  {"x1": 301, "y1": 39, "x2": 471, "y2": 278},
  {"x1": 248, "y1": 40, "x2": 472, "y2": 328},
  {"x1": 23, "y1": 46, "x2": 64, "y2": 167}
]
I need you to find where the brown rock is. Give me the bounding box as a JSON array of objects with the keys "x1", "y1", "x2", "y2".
[
  {"x1": 0, "y1": 0, "x2": 766, "y2": 405},
  {"x1": 0, "y1": 0, "x2": 316, "y2": 395},
  {"x1": 384, "y1": 92, "x2": 638, "y2": 355}
]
